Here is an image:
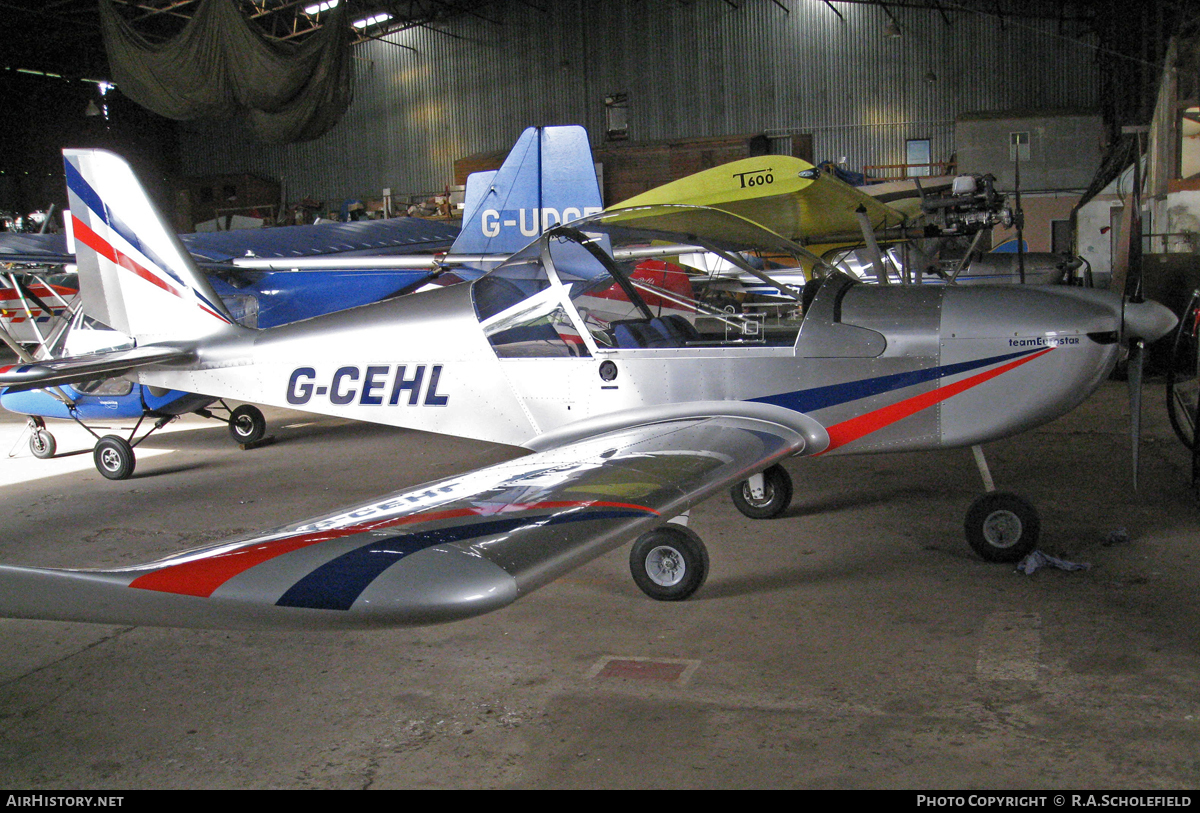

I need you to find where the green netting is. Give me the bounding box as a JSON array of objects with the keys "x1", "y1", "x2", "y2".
[{"x1": 99, "y1": 0, "x2": 353, "y2": 144}]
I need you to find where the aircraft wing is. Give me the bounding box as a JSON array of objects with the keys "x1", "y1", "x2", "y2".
[
  {"x1": 0, "y1": 345, "x2": 191, "y2": 390},
  {"x1": 0, "y1": 218, "x2": 459, "y2": 269},
  {"x1": 612, "y1": 156, "x2": 909, "y2": 246},
  {"x1": 0, "y1": 405, "x2": 827, "y2": 629},
  {"x1": 0, "y1": 232, "x2": 72, "y2": 266},
  {"x1": 181, "y1": 218, "x2": 458, "y2": 266}
]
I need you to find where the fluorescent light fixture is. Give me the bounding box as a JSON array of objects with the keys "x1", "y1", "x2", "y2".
[
  {"x1": 16, "y1": 68, "x2": 64, "y2": 79},
  {"x1": 353, "y1": 12, "x2": 392, "y2": 29},
  {"x1": 304, "y1": 0, "x2": 338, "y2": 13}
]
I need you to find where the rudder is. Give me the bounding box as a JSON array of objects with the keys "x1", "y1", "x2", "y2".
[
  {"x1": 64, "y1": 149, "x2": 238, "y2": 343},
  {"x1": 450, "y1": 126, "x2": 603, "y2": 258}
]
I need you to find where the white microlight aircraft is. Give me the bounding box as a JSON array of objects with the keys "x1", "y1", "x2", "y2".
[{"x1": 0, "y1": 149, "x2": 1177, "y2": 630}]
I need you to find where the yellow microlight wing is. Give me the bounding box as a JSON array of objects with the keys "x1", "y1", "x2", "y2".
[{"x1": 610, "y1": 156, "x2": 909, "y2": 245}]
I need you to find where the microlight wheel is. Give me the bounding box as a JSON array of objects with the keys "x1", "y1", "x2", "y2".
[
  {"x1": 964, "y1": 492, "x2": 1039, "y2": 563},
  {"x1": 93, "y1": 435, "x2": 135, "y2": 480},
  {"x1": 629, "y1": 525, "x2": 709, "y2": 601},
  {"x1": 29, "y1": 428, "x2": 56, "y2": 459},
  {"x1": 228, "y1": 404, "x2": 266, "y2": 444},
  {"x1": 730, "y1": 464, "x2": 793, "y2": 519}
]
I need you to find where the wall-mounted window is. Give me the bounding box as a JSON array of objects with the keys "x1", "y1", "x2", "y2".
[
  {"x1": 1009, "y1": 131, "x2": 1030, "y2": 163},
  {"x1": 906, "y1": 138, "x2": 931, "y2": 177},
  {"x1": 605, "y1": 93, "x2": 628, "y2": 142}
]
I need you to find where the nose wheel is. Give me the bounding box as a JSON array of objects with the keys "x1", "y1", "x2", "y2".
[
  {"x1": 964, "y1": 491, "x2": 1039, "y2": 563},
  {"x1": 29, "y1": 424, "x2": 56, "y2": 459}
]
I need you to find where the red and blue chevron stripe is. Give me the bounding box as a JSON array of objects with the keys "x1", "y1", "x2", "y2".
[
  {"x1": 128, "y1": 500, "x2": 659, "y2": 611},
  {"x1": 64, "y1": 156, "x2": 231, "y2": 325},
  {"x1": 754, "y1": 346, "x2": 1055, "y2": 452}
]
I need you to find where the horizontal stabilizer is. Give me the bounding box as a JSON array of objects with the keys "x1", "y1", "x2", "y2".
[{"x1": 0, "y1": 345, "x2": 191, "y2": 391}]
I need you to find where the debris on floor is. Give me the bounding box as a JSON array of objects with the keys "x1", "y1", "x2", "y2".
[{"x1": 1016, "y1": 550, "x2": 1091, "y2": 575}]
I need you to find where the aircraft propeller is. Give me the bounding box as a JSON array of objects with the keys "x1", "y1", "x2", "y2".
[{"x1": 1117, "y1": 129, "x2": 1170, "y2": 491}]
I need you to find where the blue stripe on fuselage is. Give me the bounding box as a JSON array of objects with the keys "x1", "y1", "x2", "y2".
[{"x1": 751, "y1": 347, "x2": 1044, "y2": 414}]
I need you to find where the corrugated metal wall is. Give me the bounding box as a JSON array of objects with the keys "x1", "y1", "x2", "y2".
[{"x1": 178, "y1": 0, "x2": 1100, "y2": 204}]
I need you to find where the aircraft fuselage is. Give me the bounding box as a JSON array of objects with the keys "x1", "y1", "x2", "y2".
[{"x1": 139, "y1": 274, "x2": 1125, "y2": 457}]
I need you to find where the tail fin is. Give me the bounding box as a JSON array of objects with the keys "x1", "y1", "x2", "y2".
[
  {"x1": 63, "y1": 149, "x2": 238, "y2": 343},
  {"x1": 450, "y1": 125, "x2": 603, "y2": 257}
]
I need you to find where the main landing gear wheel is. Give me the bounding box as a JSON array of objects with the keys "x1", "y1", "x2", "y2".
[
  {"x1": 629, "y1": 525, "x2": 709, "y2": 601},
  {"x1": 228, "y1": 404, "x2": 267, "y2": 444},
  {"x1": 964, "y1": 491, "x2": 1039, "y2": 563},
  {"x1": 29, "y1": 428, "x2": 56, "y2": 459},
  {"x1": 730, "y1": 464, "x2": 793, "y2": 519},
  {"x1": 93, "y1": 435, "x2": 136, "y2": 481}
]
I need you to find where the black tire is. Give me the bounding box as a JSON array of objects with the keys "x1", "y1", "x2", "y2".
[
  {"x1": 964, "y1": 491, "x2": 1039, "y2": 563},
  {"x1": 93, "y1": 435, "x2": 135, "y2": 480},
  {"x1": 730, "y1": 464, "x2": 793, "y2": 519},
  {"x1": 29, "y1": 428, "x2": 56, "y2": 459},
  {"x1": 629, "y1": 525, "x2": 709, "y2": 601},
  {"x1": 228, "y1": 404, "x2": 266, "y2": 444}
]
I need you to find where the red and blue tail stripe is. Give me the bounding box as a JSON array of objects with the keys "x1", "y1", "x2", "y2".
[{"x1": 64, "y1": 156, "x2": 231, "y2": 324}]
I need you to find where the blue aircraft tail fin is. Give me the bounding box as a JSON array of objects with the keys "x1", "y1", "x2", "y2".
[{"x1": 450, "y1": 126, "x2": 603, "y2": 258}]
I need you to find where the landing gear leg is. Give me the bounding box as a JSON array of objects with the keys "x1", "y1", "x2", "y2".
[
  {"x1": 964, "y1": 445, "x2": 1039, "y2": 562},
  {"x1": 71, "y1": 413, "x2": 169, "y2": 481}
]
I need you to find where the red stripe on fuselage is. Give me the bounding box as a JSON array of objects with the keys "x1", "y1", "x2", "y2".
[
  {"x1": 129, "y1": 500, "x2": 658, "y2": 598},
  {"x1": 821, "y1": 347, "x2": 1055, "y2": 452}
]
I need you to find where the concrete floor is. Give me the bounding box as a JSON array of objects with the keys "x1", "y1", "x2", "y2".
[{"x1": 0, "y1": 379, "x2": 1197, "y2": 789}]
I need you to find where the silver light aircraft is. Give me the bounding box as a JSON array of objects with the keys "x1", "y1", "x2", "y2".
[{"x1": 0, "y1": 149, "x2": 1177, "y2": 630}]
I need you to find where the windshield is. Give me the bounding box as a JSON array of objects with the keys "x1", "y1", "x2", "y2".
[{"x1": 474, "y1": 205, "x2": 826, "y2": 356}]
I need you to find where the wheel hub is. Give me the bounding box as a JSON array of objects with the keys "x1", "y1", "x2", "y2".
[
  {"x1": 645, "y1": 546, "x2": 685, "y2": 587},
  {"x1": 982, "y1": 509, "x2": 1023, "y2": 549},
  {"x1": 741, "y1": 481, "x2": 774, "y2": 508}
]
